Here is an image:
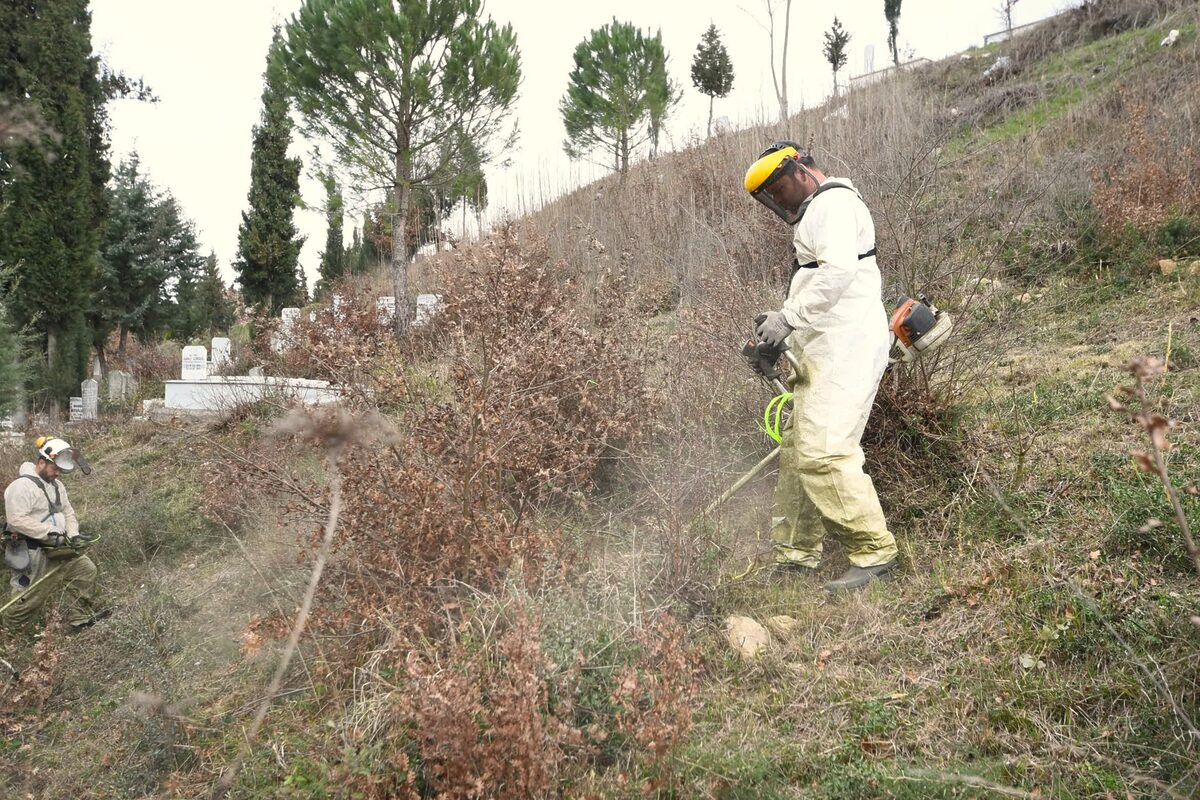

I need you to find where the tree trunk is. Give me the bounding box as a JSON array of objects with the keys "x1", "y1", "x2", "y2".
[
  {"x1": 46, "y1": 331, "x2": 59, "y2": 419},
  {"x1": 779, "y1": 0, "x2": 791, "y2": 122},
  {"x1": 391, "y1": 144, "x2": 413, "y2": 338},
  {"x1": 118, "y1": 324, "x2": 128, "y2": 358},
  {"x1": 94, "y1": 344, "x2": 107, "y2": 380},
  {"x1": 707, "y1": 95, "x2": 714, "y2": 137}
]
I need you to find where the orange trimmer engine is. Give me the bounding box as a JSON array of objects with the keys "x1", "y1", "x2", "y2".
[{"x1": 888, "y1": 295, "x2": 953, "y2": 364}]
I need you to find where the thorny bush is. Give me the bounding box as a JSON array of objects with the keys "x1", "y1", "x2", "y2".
[
  {"x1": 1090, "y1": 90, "x2": 1200, "y2": 240},
  {"x1": 319, "y1": 226, "x2": 652, "y2": 614}
]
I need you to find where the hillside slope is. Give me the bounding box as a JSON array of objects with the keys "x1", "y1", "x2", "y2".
[{"x1": 3, "y1": 1, "x2": 1200, "y2": 797}]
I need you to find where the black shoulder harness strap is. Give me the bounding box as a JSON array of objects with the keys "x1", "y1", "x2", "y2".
[
  {"x1": 787, "y1": 182, "x2": 878, "y2": 292},
  {"x1": 22, "y1": 474, "x2": 61, "y2": 522}
]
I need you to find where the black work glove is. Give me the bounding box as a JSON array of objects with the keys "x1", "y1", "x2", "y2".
[{"x1": 44, "y1": 531, "x2": 68, "y2": 548}]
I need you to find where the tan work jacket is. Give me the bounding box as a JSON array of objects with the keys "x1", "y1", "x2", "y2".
[{"x1": 3, "y1": 462, "x2": 80, "y2": 540}]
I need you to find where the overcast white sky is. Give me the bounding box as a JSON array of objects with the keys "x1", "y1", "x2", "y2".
[{"x1": 90, "y1": 0, "x2": 1071, "y2": 288}]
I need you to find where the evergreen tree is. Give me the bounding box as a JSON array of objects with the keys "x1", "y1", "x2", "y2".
[
  {"x1": 411, "y1": 135, "x2": 488, "y2": 250},
  {"x1": 234, "y1": 32, "x2": 304, "y2": 314},
  {"x1": 823, "y1": 17, "x2": 851, "y2": 95},
  {"x1": 191, "y1": 252, "x2": 235, "y2": 336},
  {"x1": 317, "y1": 169, "x2": 344, "y2": 293},
  {"x1": 0, "y1": 294, "x2": 33, "y2": 418},
  {"x1": 275, "y1": 0, "x2": 521, "y2": 335},
  {"x1": 0, "y1": 0, "x2": 107, "y2": 406},
  {"x1": 92, "y1": 156, "x2": 168, "y2": 357},
  {"x1": 885, "y1": 0, "x2": 903, "y2": 66},
  {"x1": 343, "y1": 225, "x2": 364, "y2": 276},
  {"x1": 560, "y1": 19, "x2": 679, "y2": 174},
  {"x1": 691, "y1": 24, "x2": 735, "y2": 138},
  {"x1": 92, "y1": 158, "x2": 206, "y2": 361},
  {"x1": 159, "y1": 193, "x2": 205, "y2": 341},
  {"x1": 295, "y1": 264, "x2": 309, "y2": 305}
]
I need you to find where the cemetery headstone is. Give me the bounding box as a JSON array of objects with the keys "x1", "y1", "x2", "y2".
[
  {"x1": 181, "y1": 345, "x2": 208, "y2": 380},
  {"x1": 211, "y1": 337, "x2": 232, "y2": 369},
  {"x1": 81, "y1": 378, "x2": 98, "y2": 420},
  {"x1": 68, "y1": 397, "x2": 83, "y2": 423},
  {"x1": 376, "y1": 296, "x2": 396, "y2": 323},
  {"x1": 414, "y1": 294, "x2": 443, "y2": 327}
]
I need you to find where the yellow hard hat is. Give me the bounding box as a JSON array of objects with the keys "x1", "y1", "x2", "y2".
[
  {"x1": 745, "y1": 143, "x2": 809, "y2": 224},
  {"x1": 744, "y1": 145, "x2": 801, "y2": 194}
]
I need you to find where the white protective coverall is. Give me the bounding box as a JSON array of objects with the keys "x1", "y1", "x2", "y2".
[
  {"x1": 3, "y1": 462, "x2": 98, "y2": 627},
  {"x1": 771, "y1": 178, "x2": 898, "y2": 568}
]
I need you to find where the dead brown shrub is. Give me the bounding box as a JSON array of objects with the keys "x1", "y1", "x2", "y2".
[
  {"x1": 1090, "y1": 89, "x2": 1200, "y2": 237},
  {"x1": 401, "y1": 613, "x2": 567, "y2": 799},
  {"x1": 609, "y1": 614, "x2": 699, "y2": 796}
]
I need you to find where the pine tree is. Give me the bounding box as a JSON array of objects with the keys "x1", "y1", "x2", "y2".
[
  {"x1": 885, "y1": 0, "x2": 903, "y2": 67},
  {"x1": 691, "y1": 24, "x2": 735, "y2": 138},
  {"x1": 0, "y1": 0, "x2": 107, "y2": 406},
  {"x1": 275, "y1": 0, "x2": 520, "y2": 335},
  {"x1": 823, "y1": 17, "x2": 851, "y2": 95},
  {"x1": 317, "y1": 169, "x2": 344, "y2": 293},
  {"x1": 560, "y1": 19, "x2": 679, "y2": 174},
  {"x1": 234, "y1": 32, "x2": 304, "y2": 315}
]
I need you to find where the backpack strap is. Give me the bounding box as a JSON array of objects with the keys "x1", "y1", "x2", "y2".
[
  {"x1": 22, "y1": 474, "x2": 61, "y2": 523},
  {"x1": 786, "y1": 182, "x2": 877, "y2": 295}
]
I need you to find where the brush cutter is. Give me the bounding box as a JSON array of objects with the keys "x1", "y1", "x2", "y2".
[
  {"x1": 0, "y1": 532, "x2": 102, "y2": 618},
  {"x1": 889, "y1": 294, "x2": 953, "y2": 365},
  {"x1": 702, "y1": 295, "x2": 953, "y2": 519}
]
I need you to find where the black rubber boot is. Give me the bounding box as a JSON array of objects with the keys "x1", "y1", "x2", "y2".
[
  {"x1": 69, "y1": 607, "x2": 112, "y2": 632},
  {"x1": 823, "y1": 561, "x2": 897, "y2": 593}
]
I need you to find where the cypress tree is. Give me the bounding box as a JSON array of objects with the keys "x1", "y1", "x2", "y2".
[
  {"x1": 317, "y1": 169, "x2": 344, "y2": 293},
  {"x1": 0, "y1": 0, "x2": 107, "y2": 406},
  {"x1": 233, "y1": 33, "x2": 304, "y2": 314},
  {"x1": 885, "y1": 0, "x2": 903, "y2": 67}
]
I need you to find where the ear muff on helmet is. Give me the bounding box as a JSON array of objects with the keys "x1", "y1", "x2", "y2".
[{"x1": 744, "y1": 143, "x2": 815, "y2": 225}]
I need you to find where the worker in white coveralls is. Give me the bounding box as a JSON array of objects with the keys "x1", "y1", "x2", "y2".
[
  {"x1": 2, "y1": 436, "x2": 106, "y2": 630},
  {"x1": 744, "y1": 142, "x2": 899, "y2": 592}
]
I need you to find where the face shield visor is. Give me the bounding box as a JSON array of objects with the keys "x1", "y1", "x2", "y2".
[
  {"x1": 744, "y1": 145, "x2": 806, "y2": 225},
  {"x1": 54, "y1": 448, "x2": 92, "y2": 475},
  {"x1": 36, "y1": 436, "x2": 93, "y2": 475}
]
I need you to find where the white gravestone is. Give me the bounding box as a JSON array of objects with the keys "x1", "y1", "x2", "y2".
[
  {"x1": 211, "y1": 337, "x2": 232, "y2": 369},
  {"x1": 107, "y1": 370, "x2": 135, "y2": 401},
  {"x1": 376, "y1": 296, "x2": 396, "y2": 323},
  {"x1": 332, "y1": 294, "x2": 344, "y2": 321},
  {"x1": 414, "y1": 294, "x2": 443, "y2": 327},
  {"x1": 181, "y1": 345, "x2": 208, "y2": 380},
  {"x1": 276, "y1": 308, "x2": 301, "y2": 354},
  {"x1": 68, "y1": 397, "x2": 83, "y2": 423},
  {"x1": 81, "y1": 378, "x2": 98, "y2": 420}
]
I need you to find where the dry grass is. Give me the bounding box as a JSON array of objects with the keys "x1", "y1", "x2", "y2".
[{"x1": 4, "y1": 1, "x2": 1200, "y2": 797}]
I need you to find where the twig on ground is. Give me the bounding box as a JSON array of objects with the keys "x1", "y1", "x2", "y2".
[
  {"x1": 210, "y1": 447, "x2": 344, "y2": 799},
  {"x1": 893, "y1": 767, "x2": 1039, "y2": 798}
]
